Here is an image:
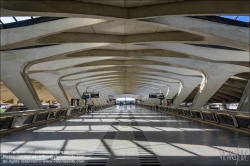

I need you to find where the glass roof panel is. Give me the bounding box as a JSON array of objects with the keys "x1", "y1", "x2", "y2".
[
  {"x1": 0, "y1": 17, "x2": 16, "y2": 24},
  {"x1": 220, "y1": 15, "x2": 237, "y2": 19},
  {"x1": 15, "y1": 16, "x2": 32, "y2": 21},
  {"x1": 236, "y1": 16, "x2": 250, "y2": 22},
  {"x1": 220, "y1": 15, "x2": 250, "y2": 23}
]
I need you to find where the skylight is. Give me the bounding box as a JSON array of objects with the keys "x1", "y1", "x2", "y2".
[
  {"x1": 220, "y1": 15, "x2": 250, "y2": 23},
  {"x1": 220, "y1": 15, "x2": 237, "y2": 19},
  {"x1": 15, "y1": 16, "x2": 32, "y2": 21},
  {"x1": 237, "y1": 16, "x2": 250, "y2": 22},
  {"x1": 1, "y1": 17, "x2": 16, "y2": 24},
  {"x1": 0, "y1": 16, "x2": 40, "y2": 24}
]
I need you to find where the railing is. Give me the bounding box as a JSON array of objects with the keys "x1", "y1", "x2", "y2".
[
  {"x1": 0, "y1": 104, "x2": 113, "y2": 134},
  {"x1": 138, "y1": 104, "x2": 250, "y2": 132}
]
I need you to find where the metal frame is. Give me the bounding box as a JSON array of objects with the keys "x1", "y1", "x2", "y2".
[
  {"x1": 0, "y1": 104, "x2": 113, "y2": 134},
  {"x1": 138, "y1": 104, "x2": 250, "y2": 134}
]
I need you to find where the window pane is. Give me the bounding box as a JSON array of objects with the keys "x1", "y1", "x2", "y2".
[
  {"x1": 0, "y1": 17, "x2": 16, "y2": 24},
  {"x1": 220, "y1": 15, "x2": 237, "y2": 19},
  {"x1": 15, "y1": 16, "x2": 32, "y2": 21},
  {"x1": 236, "y1": 16, "x2": 250, "y2": 22}
]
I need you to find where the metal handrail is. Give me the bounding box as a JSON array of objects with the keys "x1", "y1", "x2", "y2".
[
  {"x1": 174, "y1": 106, "x2": 249, "y2": 117},
  {"x1": 139, "y1": 104, "x2": 250, "y2": 117},
  {"x1": 0, "y1": 104, "x2": 114, "y2": 134},
  {"x1": 0, "y1": 106, "x2": 78, "y2": 119},
  {"x1": 137, "y1": 103, "x2": 250, "y2": 132}
]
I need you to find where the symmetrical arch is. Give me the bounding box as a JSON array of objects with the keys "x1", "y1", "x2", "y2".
[{"x1": 0, "y1": 0, "x2": 249, "y2": 110}]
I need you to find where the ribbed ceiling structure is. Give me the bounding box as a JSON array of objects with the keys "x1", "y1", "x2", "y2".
[{"x1": 0, "y1": 0, "x2": 249, "y2": 109}]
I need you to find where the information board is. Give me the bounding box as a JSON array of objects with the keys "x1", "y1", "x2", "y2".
[
  {"x1": 82, "y1": 92, "x2": 90, "y2": 99},
  {"x1": 91, "y1": 93, "x2": 99, "y2": 98},
  {"x1": 149, "y1": 93, "x2": 157, "y2": 98}
]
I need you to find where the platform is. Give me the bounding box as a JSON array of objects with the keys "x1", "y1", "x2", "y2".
[{"x1": 1, "y1": 106, "x2": 249, "y2": 165}]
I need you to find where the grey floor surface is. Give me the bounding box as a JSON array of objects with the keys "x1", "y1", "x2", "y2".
[{"x1": 1, "y1": 105, "x2": 249, "y2": 166}]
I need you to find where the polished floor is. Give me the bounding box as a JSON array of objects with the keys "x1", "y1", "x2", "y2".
[{"x1": 1, "y1": 106, "x2": 249, "y2": 165}]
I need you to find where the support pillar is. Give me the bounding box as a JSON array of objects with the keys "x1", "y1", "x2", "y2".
[
  {"x1": 63, "y1": 85, "x2": 84, "y2": 106},
  {"x1": 192, "y1": 74, "x2": 234, "y2": 108},
  {"x1": 30, "y1": 73, "x2": 70, "y2": 108},
  {"x1": 1, "y1": 76, "x2": 43, "y2": 109},
  {"x1": 237, "y1": 79, "x2": 250, "y2": 112},
  {"x1": 173, "y1": 78, "x2": 203, "y2": 106}
]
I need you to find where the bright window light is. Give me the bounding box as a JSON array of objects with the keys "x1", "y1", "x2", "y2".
[
  {"x1": 220, "y1": 15, "x2": 250, "y2": 22},
  {"x1": 32, "y1": 16, "x2": 40, "y2": 18},
  {"x1": 116, "y1": 97, "x2": 135, "y2": 101},
  {"x1": 220, "y1": 15, "x2": 237, "y2": 19},
  {"x1": 15, "y1": 16, "x2": 32, "y2": 21},
  {"x1": 236, "y1": 16, "x2": 250, "y2": 22},
  {"x1": 0, "y1": 17, "x2": 16, "y2": 24}
]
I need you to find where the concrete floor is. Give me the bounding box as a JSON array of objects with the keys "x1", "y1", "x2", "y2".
[{"x1": 1, "y1": 106, "x2": 249, "y2": 165}]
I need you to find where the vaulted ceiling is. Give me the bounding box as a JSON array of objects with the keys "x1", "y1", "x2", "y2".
[{"x1": 0, "y1": 0, "x2": 249, "y2": 108}]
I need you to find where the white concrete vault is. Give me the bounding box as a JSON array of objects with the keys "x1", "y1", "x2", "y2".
[
  {"x1": 0, "y1": 81, "x2": 62, "y2": 105},
  {"x1": 0, "y1": 0, "x2": 249, "y2": 110}
]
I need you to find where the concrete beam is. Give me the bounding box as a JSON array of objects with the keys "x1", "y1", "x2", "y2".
[
  {"x1": 141, "y1": 16, "x2": 249, "y2": 51},
  {"x1": 1, "y1": 43, "x2": 108, "y2": 109},
  {"x1": 0, "y1": 0, "x2": 127, "y2": 19},
  {"x1": 36, "y1": 32, "x2": 204, "y2": 44},
  {"x1": 217, "y1": 89, "x2": 242, "y2": 99},
  {"x1": 226, "y1": 78, "x2": 248, "y2": 88},
  {"x1": 221, "y1": 84, "x2": 244, "y2": 94},
  {"x1": 143, "y1": 43, "x2": 249, "y2": 107},
  {"x1": 215, "y1": 92, "x2": 239, "y2": 102},
  {"x1": 1, "y1": 0, "x2": 248, "y2": 18},
  {"x1": 129, "y1": 0, "x2": 249, "y2": 18},
  {"x1": 1, "y1": 18, "x2": 108, "y2": 50}
]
